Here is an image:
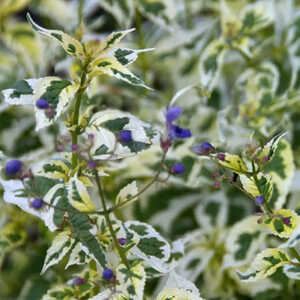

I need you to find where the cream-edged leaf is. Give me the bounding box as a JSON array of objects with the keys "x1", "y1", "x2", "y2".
[
  {"x1": 156, "y1": 287, "x2": 204, "y2": 300},
  {"x1": 237, "y1": 248, "x2": 290, "y2": 282},
  {"x1": 260, "y1": 209, "x2": 300, "y2": 238},
  {"x1": 218, "y1": 153, "x2": 248, "y2": 174},
  {"x1": 87, "y1": 109, "x2": 154, "y2": 160},
  {"x1": 67, "y1": 177, "x2": 96, "y2": 212},
  {"x1": 115, "y1": 181, "x2": 138, "y2": 206},
  {"x1": 2, "y1": 77, "x2": 78, "y2": 130},
  {"x1": 41, "y1": 231, "x2": 74, "y2": 274},
  {"x1": 90, "y1": 58, "x2": 150, "y2": 89},
  {"x1": 125, "y1": 221, "x2": 171, "y2": 272},
  {"x1": 26, "y1": 13, "x2": 85, "y2": 59}
]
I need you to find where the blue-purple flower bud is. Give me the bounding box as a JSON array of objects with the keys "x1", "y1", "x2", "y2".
[
  {"x1": 193, "y1": 142, "x2": 215, "y2": 155},
  {"x1": 217, "y1": 153, "x2": 226, "y2": 161},
  {"x1": 255, "y1": 195, "x2": 264, "y2": 205},
  {"x1": 36, "y1": 98, "x2": 49, "y2": 109},
  {"x1": 119, "y1": 130, "x2": 132, "y2": 143},
  {"x1": 73, "y1": 277, "x2": 86, "y2": 286},
  {"x1": 171, "y1": 163, "x2": 185, "y2": 175},
  {"x1": 31, "y1": 198, "x2": 44, "y2": 210},
  {"x1": 88, "y1": 161, "x2": 98, "y2": 169},
  {"x1": 5, "y1": 160, "x2": 23, "y2": 176},
  {"x1": 118, "y1": 238, "x2": 127, "y2": 245},
  {"x1": 103, "y1": 268, "x2": 114, "y2": 281}
]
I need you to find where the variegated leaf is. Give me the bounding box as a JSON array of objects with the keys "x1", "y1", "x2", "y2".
[
  {"x1": 115, "y1": 262, "x2": 146, "y2": 300},
  {"x1": 2, "y1": 77, "x2": 78, "y2": 130},
  {"x1": 67, "y1": 177, "x2": 96, "y2": 212},
  {"x1": 237, "y1": 248, "x2": 290, "y2": 282},
  {"x1": 223, "y1": 216, "x2": 265, "y2": 269},
  {"x1": 240, "y1": 173, "x2": 273, "y2": 201},
  {"x1": 89, "y1": 58, "x2": 149, "y2": 89},
  {"x1": 283, "y1": 260, "x2": 300, "y2": 280},
  {"x1": 260, "y1": 209, "x2": 300, "y2": 238},
  {"x1": 199, "y1": 39, "x2": 227, "y2": 92},
  {"x1": 87, "y1": 109, "x2": 154, "y2": 160},
  {"x1": 27, "y1": 13, "x2": 85, "y2": 59},
  {"x1": 156, "y1": 287, "x2": 203, "y2": 300},
  {"x1": 218, "y1": 153, "x2": 248, "y2": 174},
  {"x1": 125, "y1": 221, "x2": 171, "y2": 272},
  {"x1": 41, "y1": 231, "x2": 74, "y2": 274},
  {"x1": 65, "y1": 242, "x2": 89, "y2": 269},
  {"x1": 115, "y1": 181, "x2": 138, "y2": 207},
  {"x1": 97, "y1": 0, "x2": 134, "y2": 28}
]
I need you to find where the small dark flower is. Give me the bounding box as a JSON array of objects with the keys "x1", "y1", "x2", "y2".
[
  {"x1": 160, "y1": 137, "x2": 172, "y2": 151},
  {"x1": 193, "y1": 142, "x2": 215, "y2": 155},
  {"x1": 71, "y1": 144, "x2": 79, "y2": 151},
  {"x1": 263, "y1": 156, "x2": 269, "y2": 163},
  {"x1": 5, "y1": 160, "x2": 23, "y2": 176},
  {"x1": 88, "y1": 161, "x2": 98, "y2": 169},
  {"x1": 170, "y1": 163, "x2": 185, "y2": 174},
  {"x1": 118, "y1": 238, "x2": 127, "y2": 245},
  {"x1": 73, "y1": 277, "x2": 86, "y2": 286},
  {"x1": 217, "y1": 153, "x2": 226, "y2": 161},
  {"x1": 36, "y1": 98, "x2": 49, "y2": 109},
  {"x1": 31, "y1": 198, "x2": 44, "y2": 210},
  {"x1": 282, "y1": 217, "x2": 291, "y2": 225},
  {"x1": 119, "y1": 130, "x2": 132, "y2": 143},
  {"x1": 213, "y1": 181, "x2": 220, "y2": 188},
  {"x1": 255, "y1": 195, "x2": 264, "y2": 205},
  {"x1": 165, "y1": 106, "x2": 191, "y2": 140},
  {"x1": 103, "y1": 268, "x2": 114, "y2": 281},
  {"x1": 45, "y1": 107, "x2": 55, "y2": 118}
]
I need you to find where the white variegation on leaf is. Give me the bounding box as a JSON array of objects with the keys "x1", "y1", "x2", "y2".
[
  {"x1": 65, "y1": 243, "x2": 89, "y2": 269},
  {"x1": 237, "y1": 248, "x2": 290, "y2": 282},
  {"x1": 199, "y1": 39, "x2": 227, "y2": 92},
  {"x1": 0, "y1": 177, "x2": 61, "y2": 231},
  {"x1": 283, "y1": 259, "x2": 300, "y2": 280},
  {"x1": 263, "y1": 139, "x2": 295, "y2": 209},
  {"x1": 87, "y1": 109, "x2": 154, "y2": 160},
  {"x1": 2, "y1": 77, "x2": 78, "y2": 131},
  {"x1": 67, "y1": 176, "x2": 96, "y2": 212},
  {"x1": 115, "y1": 181, "x2": 138, "y2": 206},
  {"x1": 41, "y1": 231, "x2": 74, "y2": 274},
  {"x1": 27, "y1": 13, "x2": 86, "y2": 59},
  {"x1": 137, "y1": 0, "x2": 176, "y2": 29},
  {"x1": 116, "y1": 262, "x2": 146, "y2": 300},
  {"x1": 156, "y1": 287, "x2": 203, "y2": 300},
  {"x1": 218, "y1": 153, "x2": 248, "y2": 174},
  {"x1": 223, "y1": 216, "x2": 265, "y2": 269},
  {"x1": 125, "y1": 221, "x2": 171, "y2": 272},
  {"x1": 97, "y1": 0, "x2": 134, "y2": 28},
  {"x1": 240, "y1": 173, "x2": 273, "y2": 201},
  {"x1": 260, "y1": 209, "x2": 300, "y2": 239}
]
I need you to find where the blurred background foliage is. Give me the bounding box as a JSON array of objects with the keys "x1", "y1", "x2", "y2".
[{"x1": 1, "y1": 0, "x2": 300, "y2": 299}]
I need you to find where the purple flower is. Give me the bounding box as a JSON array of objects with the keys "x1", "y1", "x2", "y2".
[
  {"x1": 71, "y1": 144, "x2": 79, "y2": 151},
  {"x1": 255, "y1": 195, "x2": 264, "y2": 205},
  {"x1": 171, "y1": 162, "x2": 185, "y2": 174},
  {"x1": 88, "y1": 161, "x2": 98, "y2": 169},
  {"x1": 165, "y1": 106, "x2": 191, "y2": 140},
  {"x1": 73, "y1": 277, "x2": 86, "y2": 286},
  {"x1": 217, "y1": 153, "x2": 226, "y2": 161},
  {"x1": 119, "y1": 130, "x2": 132, "y2": 143},
  {"x1": 118, "y1": 238, "x2": 127, "y2": 245},
  {"x1": 31, "y1": 198, "x2": 44, "y2": 210},
  {"x1": 36, "y1": 98, "x2": 49, "y2": 109},
  {"x1": 193, "y1": 142, "x2": 215, "y2": 155},
  {"x1": 103, "y1": 268, "x2": 114, "y2": 281},
  {"x1": 282, "y1": 217, "x2": 291, "y2": 225},
  {"x1": 5, "y1": 160, "x2": 23, "y2": 176}
]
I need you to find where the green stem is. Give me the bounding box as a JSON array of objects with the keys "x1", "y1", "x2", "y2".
[
  {"x1": 71, "y1": 66, "x2": 88, "y2": 169},
  {"x1": 78, "y1": 0, "x2": 84, "y2": 26},
  {"x1": 135, "y1": 8, "x2": 148, "y2": 81},
  {"x1": 84, "y1": 150, "x2": 167, "y2": 216},
  {"x1": 185, "y1": 0, "x2": 193, "y2": 29},
  {"x1": 93, "y1": 169, "x2": 131, "y2": 270}
]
